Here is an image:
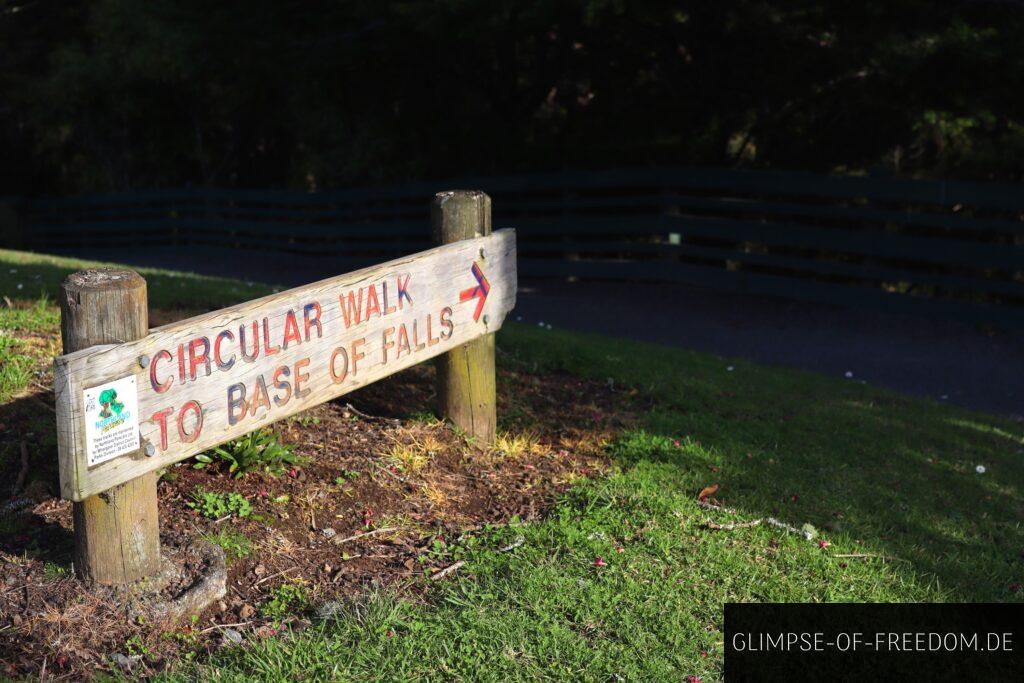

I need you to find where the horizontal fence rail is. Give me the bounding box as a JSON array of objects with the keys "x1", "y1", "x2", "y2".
[{"x1": 4, "y1": 167, "x2": 1024, "y2": 327}]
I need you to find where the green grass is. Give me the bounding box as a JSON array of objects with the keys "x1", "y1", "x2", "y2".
[
  {"x1": 2, "y1": 249, "x2": 1022, "y2": 681},
  {"x1": 0, "y1": 249, "x2": 275, "y2": 402},
  {"x1": 260, "y1": 582, "x2": 311, "y2": 622},
  {"x1": 0, "y1": 294, "x2": 59, "y2": 401},
  {"x1": 201, "y1": 530, "x2": 254, "y2": 563},
  {"x1": 0, "y1": 248, "x2": 276, "y2": 310},
  {"x1": 171, "y1": 332, "x2": 1021, "y2": 681}
]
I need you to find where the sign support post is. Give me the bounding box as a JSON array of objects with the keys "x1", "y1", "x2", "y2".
[
  {"x1": 53, "y1": 206, "x2": 515, "y2": 588},
  {"x1": 431, "y1": 191, "x2": 497, "y2": 443},
  {"x1": 60, "y1": 269, "x2": 161, "y2": 584}
]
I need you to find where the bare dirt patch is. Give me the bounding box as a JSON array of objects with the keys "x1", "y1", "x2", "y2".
[{"x1": 0, "y1": 321, "x2": 628, "y2": 679}]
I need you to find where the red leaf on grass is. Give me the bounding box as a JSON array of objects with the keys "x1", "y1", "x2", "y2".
[
  {"x1": 697, "y1": 484, "x2": 720, "y2": 502},
  {"x1": 593, "y1": 557, "x2": 607, "y2": 567}
]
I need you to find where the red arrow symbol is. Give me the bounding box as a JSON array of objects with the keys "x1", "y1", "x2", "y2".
[{"x1": 459, "y1": 261, "x2": 490, "y2": 322}]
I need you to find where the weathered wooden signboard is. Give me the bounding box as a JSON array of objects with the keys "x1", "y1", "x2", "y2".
[{"x1": 54, "y1": 229, "x2": 516, "y2": 502}]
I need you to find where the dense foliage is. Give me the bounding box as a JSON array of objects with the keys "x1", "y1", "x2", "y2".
[{"x1": 2, "y1": 0, "x2": 1022, "y2": 194}]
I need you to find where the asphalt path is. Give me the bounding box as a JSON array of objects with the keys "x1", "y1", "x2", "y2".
[{"x1": 53, "y1": 246, "x2": 1024, "y2": 419}]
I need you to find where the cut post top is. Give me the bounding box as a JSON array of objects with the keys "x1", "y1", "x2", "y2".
[{"x1": 63, "y1": 268, "x2": 146, "y2": 293}]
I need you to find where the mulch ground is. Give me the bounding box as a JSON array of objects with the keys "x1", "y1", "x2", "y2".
[{"x1": 0, "y1": 312, "x2": 631, "y2": 679}]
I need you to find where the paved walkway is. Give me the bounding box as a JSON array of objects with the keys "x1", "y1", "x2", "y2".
[{"x1": 56, "y1": 247, "x2": 1024, "y2": 418}]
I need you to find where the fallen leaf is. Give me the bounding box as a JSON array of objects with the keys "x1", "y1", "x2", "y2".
[{"x1": 697, "y1": 484, "x2": 720, "y2": 502}]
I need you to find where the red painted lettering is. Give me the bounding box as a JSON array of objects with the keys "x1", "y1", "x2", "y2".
[
  {"x1": 150, "y1": 349, "x2": 174, "y2": 393},
  {"x1": 340, "y1": 289, "x2": 364, "y2": 328},
  {"x1": 294, "y1": 358, "x2": 311, "y2": 398},
  {"x1": 214, "y1": 330, "x2": 235, "y2": 370},
  {"x1": 239, "y1": 322, "x2": 260, "y2": 362},
  {"x1": 440, "y1": 306, "x2": 453, "y2": 339},
  {"x1": 381, "y1": 327, "x2": 395, "y2": 364},
  {"x1": 396, "y1": 324, "x2": 411, "y2": 358},
  {"x1": 303, "y1": 302, "x2": 322, "y2": 341},
  {"x1": 330, "y1": 346, "x2": 349, "y2": 383},
  {"x1": 383, "y1": 282, "x2": 396, "y2": 315},
  {"x1": 177, "y1": 400, "x2": 203, "y2": 444},
  {"x1": 273, "y1": 365, "x2": 292, "y2": 406},
  {"x1": 151, "y1": 407, "x2": 174, "y2": 450},
  {"x1": 227, "y1": 383, "x2": 247, "y2": 425},
  {"x1": 426, "y1": 313, "x2": 439, "y2": 347},
  {"x1": 351, "y1": 338, "x2": 365, "y2": 376},
  {"x1": 188, "y1": 336, "x2": 211, "y2": 381},
  {"x1": 397, "y1": 274, "x2": 412, "y2": 308},
  {"x1": 282, "y1": 310, "x2": 301, "y2": 349},
  {"x1": 412, "y1": 319, "x2": 425, "y2": 351},
  {"x1": 365, "y1": 285, "x2": 381, "y2": 320},
  {"x1": 177, "y1": 343, "x2": 186, "y2": 383},
  {"x1": 249, "y1": 374, "x2": 272, "y2": 416},
  {"x1": 263, "y1": 318, "x2": 280, "y2": 356}
]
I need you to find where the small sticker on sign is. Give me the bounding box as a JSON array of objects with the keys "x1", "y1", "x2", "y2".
[{"x1": 83, "y1": 375, "x2": 140, "y2": 467}]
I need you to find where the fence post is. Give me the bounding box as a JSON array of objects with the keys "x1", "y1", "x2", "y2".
[
  {"x1": 60, "y1": 269, "x2": 161, "y2": 584},
  {"x1": 431, "y1": 191, "x2": 497, "y2": 443}
]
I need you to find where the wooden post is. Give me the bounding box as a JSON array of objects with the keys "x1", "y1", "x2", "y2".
[
  {"x1": 60, "y1": 269, "x2": 161, "y2": 584},
  {"x1": 432, "y1": 191, "x2": 497, "y2": 443}
]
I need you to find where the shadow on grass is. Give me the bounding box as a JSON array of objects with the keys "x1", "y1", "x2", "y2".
[
  {"x1": 502, "y1": 324, "x2": 1024, "y2": 603},
  {"x1": 0, "y1": 248, "x2": 275, "y2": 311},
  {"x1": 0, "y1": 393, "x2": 73, "y2": 566}
]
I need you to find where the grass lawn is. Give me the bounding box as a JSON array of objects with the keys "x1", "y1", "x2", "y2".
[{"x1": 1, "y1": 249, "x2": 1022, "y2": 681}]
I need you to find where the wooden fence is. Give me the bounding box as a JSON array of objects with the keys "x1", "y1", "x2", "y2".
[{"x1": 6, "y1": 167, "x2": 1024, "y2": 327}]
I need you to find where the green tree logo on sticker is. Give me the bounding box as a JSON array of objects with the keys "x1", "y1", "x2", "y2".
[{"x1": 98, "y1": 388, "x2": 124, "y2": 418}]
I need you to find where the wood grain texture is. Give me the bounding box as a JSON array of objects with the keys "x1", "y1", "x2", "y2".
[
  {"x1": 54, "y1": 231, "x2": 517, "y2": 501},
  {"x1": 59, "y1": 268, "x2": 161, "y2": 584},
  {"x1": 432, "y1": 191, "x2": 497, "y2": 443}
]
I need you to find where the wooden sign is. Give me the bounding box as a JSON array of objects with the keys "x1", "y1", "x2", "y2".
[{"x1": 54, "y1": 229, "x2": 516, "y2": 502}]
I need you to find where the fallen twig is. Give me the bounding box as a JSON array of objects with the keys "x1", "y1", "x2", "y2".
[
  {"x1": 376, "y1": 465, "x2": 406, "y2": 484},
  {"x1": 199, "y1": 621, "x2": 253, "y2": 634},
  {"x1": 834, "y1": 553, "x2": 907, "y2": 562},
  {"x1": 705, "y1": 519, "x2": 762, "y2": 531},
  {"x1": 499, "y1": 537, "x2": 526, "y2": 552},
  {"x1": 700, "y1": 514, "x2": 820, "y2": 542},
  {"x1": 332, "y1": 526, "x2": 398, "y2": 546},
  {"x1": 344, "y1": 403, "x2": 400, "y2": 425},
  {"x1": 697, "y1": 499, "x2": 736, "y2": 514},
  {"x1": 254, "y1": 566, "x2": 299, "y2": 586},
  {"x1": 430, "y1": 560, "x2": 465, "y2": 581},
  {"x1": 765, "y1": 517, "x2": 814, "y2": 540}
]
